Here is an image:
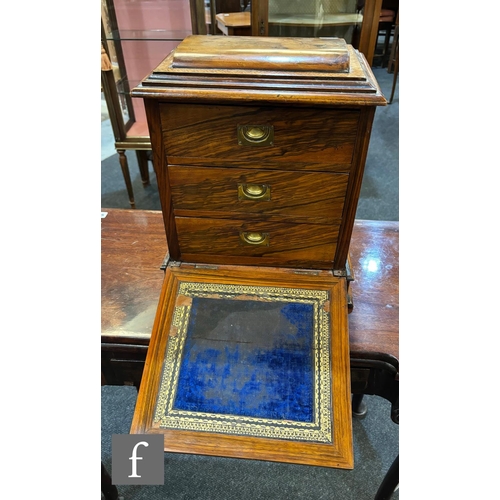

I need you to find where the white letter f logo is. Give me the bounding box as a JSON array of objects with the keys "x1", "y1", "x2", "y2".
[{"x1": 128, "y1": 441, "x2": 149, "y2": 478}]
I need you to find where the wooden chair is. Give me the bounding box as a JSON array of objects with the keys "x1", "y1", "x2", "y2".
[
  {"x1": 377, "y1": 0, "x2": 398, "y2": 66},
  {"x1": 357, "y1": 0, "x2": 397, "y2": 67}
]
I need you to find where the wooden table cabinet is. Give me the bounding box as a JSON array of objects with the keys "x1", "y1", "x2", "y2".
[{"x1": 125, "y1": 35, "x2": 386, "y2": 469}]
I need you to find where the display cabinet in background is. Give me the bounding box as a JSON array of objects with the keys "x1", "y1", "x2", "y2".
[
  {"x1": 253, "y1": 0, "x2": 381, "y2": 64},
  {"x1": 101, "y1": 0, "x2": 192, "y2": 207},
  {"x1": 192, "y1": 1, "x2": 382, "y2": 65}
]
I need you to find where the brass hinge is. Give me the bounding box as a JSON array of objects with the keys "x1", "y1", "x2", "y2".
[
  {"x1": 160, "y1": 252, "x2": 170, "y2": 270},
  {"x1": 167, "y1": 261, "x2": 218, "y2": 270},
  {"x1": 194, "y1": 264, "x2": 219, "y2": 270}
]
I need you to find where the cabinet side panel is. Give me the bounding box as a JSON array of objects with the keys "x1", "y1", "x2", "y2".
[
  {"x1": 144, "y1": 98, "x2": 181, "y2": 259},
  {"x1": 334, "y1": 107, "x2": 376, "y2": 270}
]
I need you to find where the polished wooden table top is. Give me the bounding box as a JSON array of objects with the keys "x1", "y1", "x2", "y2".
[
  {"x1": 101, "y1": 209, "x2": 398, "y2": 370},
  {"x1": 348, "y1": 219, "x2": 399, "y2": 367}
]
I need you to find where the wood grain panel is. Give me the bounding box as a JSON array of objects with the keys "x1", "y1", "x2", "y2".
[
  {"x1": 144, "y1": 99, "x2": 181, "y2": 259},
  {"x1": 175, "y1": 217, "x2": 338, "y2": 268},
  {"x1": 348, "y1": 220, "x2": 399, "y2": 364},
  {"x1": 334, "y1": 107, "x2": 376, "y2": 269},
  {"x1": 100, "y1": 209, "x2": 167, "y2": 338},
  {"x1": 168, "y1": 165, "x2": 348, "y2": 224},
  {"x1": 161, "y1": 103, "x2": 359, "y2": 171}
]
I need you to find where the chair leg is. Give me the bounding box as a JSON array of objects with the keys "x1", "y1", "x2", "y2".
[
  {"x1": 136, "y1": 150, "x2": 150, "y2": 186},
  {"x1": 101, "y1": 462, "x2": 119, "y2": 500},
  {"x1": 374, "y1": 455, "x2": 399, "y2": 500},
  {"x1": 117, "y1": 149, "x2": 135, "y2": 208},
  {"x1": 382, "y1": 27, "x2": 393, "y2": 67},
  {"x1": 389, "y1": 45, "x2": 399, "y2": 104}
]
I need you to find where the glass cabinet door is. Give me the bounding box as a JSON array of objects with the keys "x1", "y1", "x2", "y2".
[
  {"x1": 251, "y1": 0, "x2": 380, "y2": 64},
  {"x1": 101, "y1": 0, "x2": 193, "y2": 140},
  {"x1": 101, "y1": 0, "x2": 134, "y2": 136},
  {"x1": 267, "y1": 0, "x2": 363, "y2": 42},
  {"x1": 194, "y1": 0, "x2": 381, "y2": 64}
]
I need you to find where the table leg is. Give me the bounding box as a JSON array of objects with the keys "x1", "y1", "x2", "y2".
[
  {"x1": 352, "y1": 394, "x2": 368, "y2": 418},
  {"x1": 101, "y1": 462, "x2": 118, "y2": 500},
  {"x1": 117, "y1": 150, "x2": 135, "y2": 208},
  {"x1": 389, "y1": 49, "x2": 399, "y2": 104},
  {"x1": 374, "y1": 455, "x2": 399, "y2": 500},
  {"x1": 136, "y1": 150, "x2": 151, "y2": 186}
]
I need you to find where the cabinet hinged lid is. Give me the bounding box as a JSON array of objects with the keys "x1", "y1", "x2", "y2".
[
  {"x1": 130, "y1": 263, "x2": 354, "y2": 469},
  {"x1": 132, "y1": 35, "x2": 386, "y2": 106}
]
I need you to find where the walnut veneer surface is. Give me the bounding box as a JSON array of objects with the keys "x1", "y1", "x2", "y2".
[{"x1": 101, "y1": 209, "x2": 398, "y2": 369}]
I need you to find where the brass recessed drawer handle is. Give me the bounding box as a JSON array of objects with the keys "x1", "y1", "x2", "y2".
[
  {"x1": 240, "y1": 231, "x2": 270, "y2": 246},
  {"x1": 238, "y1": 183, "x2": 271, "y2": 201},
  {"x1": 237, "y1": 125, "x2": 274, "y2": 146}
]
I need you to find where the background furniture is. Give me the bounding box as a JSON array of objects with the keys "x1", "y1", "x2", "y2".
[
  {"x1": 100, "y1": 0, "x2": 192, "y2": 207},
  {"x1": 251, "y1": 0, "x2": 383, "y2": 65},
  {"x1": 101, "y1": 41, "x2": 151, "y2": 208},
  {"x1": 378, "y1": 0, "x2": 397, "y2": 65},
  {"x1": 188, "y1": 0, "x2": 383, "y2": 65},
  {"x1": 388, "y1": 10, "x2": 399, "y2": 103},
  {"x1": 216, "y1": 11, "x2": 252, "y2": 35},
  {"x1": 370, "y1": 0, "x2": 398, "y2": 67},
  {"x1": 101, "y1": 461, "x2": 118, "y2": 500},
  {"x1": 213, "y1": 1, "x2": 382, "y2": 68},
  {"x1": 375, "y1": 455, "x2": 399, "y2": 499}
]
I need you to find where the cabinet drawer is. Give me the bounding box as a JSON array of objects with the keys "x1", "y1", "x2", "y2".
[
  {"x1": 175, "y1": 217, "x2": 338, "y2": 269},
  {"x1": 168, "y1": 166, "x2": 349, "y2": 224},
  {"x1": 161, "y1": 103, "x2": 359, "y2": 172}
]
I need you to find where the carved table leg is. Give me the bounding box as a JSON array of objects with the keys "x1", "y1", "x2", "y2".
[
  {"x1": 374, "y1": 455, "x2": 399, "y2": 500},
  {"x1": 101, "y1": 462, "x2": 118, "y2": 500},
  {"x1": 117, "y1": 149, "x2": 135, "y2": 208},
  {"x1": 136, "y1": 150, "x2": 150, "y2": 186}
]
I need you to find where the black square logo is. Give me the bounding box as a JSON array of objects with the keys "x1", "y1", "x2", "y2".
[{"x1": 111, "y1": 434, "x2": 164, "y2": 485}]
